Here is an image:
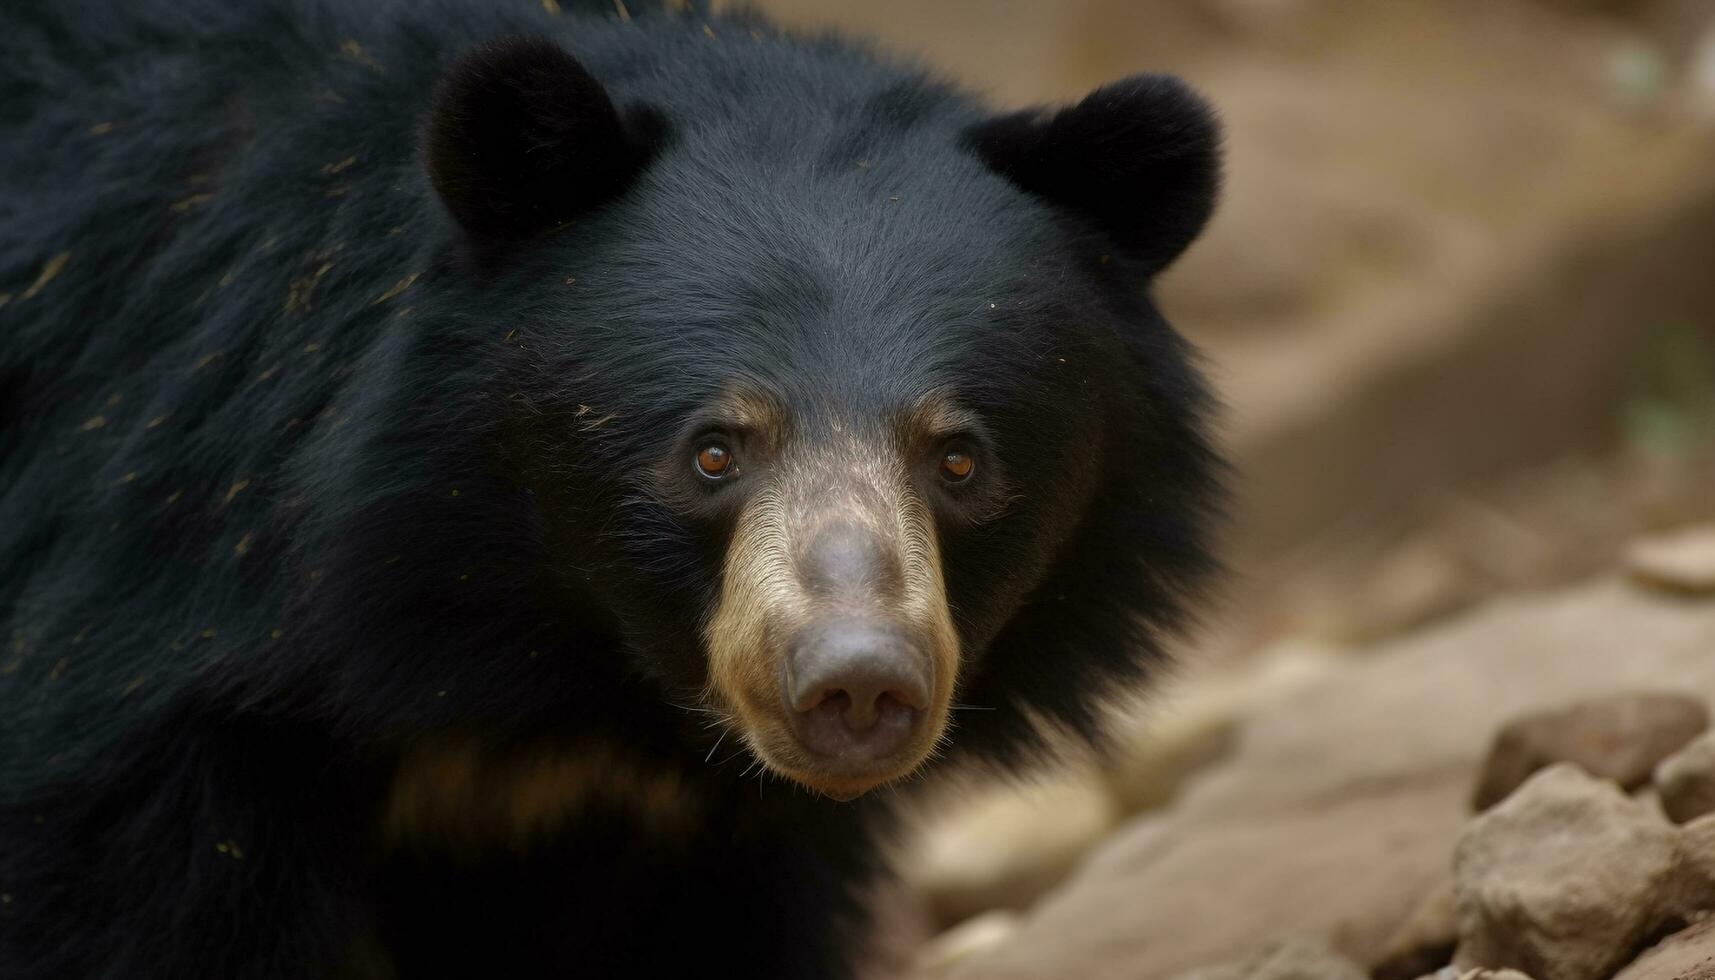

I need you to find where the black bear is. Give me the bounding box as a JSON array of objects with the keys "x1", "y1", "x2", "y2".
[{"x1": 0, "y1": 0, "x2": 1224, "y2": 976}]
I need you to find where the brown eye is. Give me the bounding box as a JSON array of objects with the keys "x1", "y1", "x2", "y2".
[
  {"x1": 940, "y1": 449, "x2": 974, "y2": 483},
  {"x1": 694, "y1": 442, "x2": 734, "y2": 480}
]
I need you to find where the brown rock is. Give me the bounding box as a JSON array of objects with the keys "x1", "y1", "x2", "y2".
[
  {"x1": 902, "y1": 771, "x2": 1119, "y2": 928},
  {"x1": 936, "y1": 578, "x2": 1715, "y2": 980},
  {"x1": 1176, "y1": 582, "x2": 1715, "y2": 826},
  {"x1": 1373, "y1": 879, "x2": 1458, "y2": 980},
  {"x1": 1453, "y1": 764, "x2": 1683, "y2": 980},
  {"x1": 1677, "y1": 815, "x2": 1715, "y2": 913},
  {"x1": 1471, "y1": 693, "x2": 1709, "y2": 811},
  {"x1": 1166, "y1": 937, "x2": 1368, "y2": 980},
  {"x1": 1627, "y1": 524, "x2": 1715, "y2": 596},
  {"x1": 911, "y1": 910, "x2": 1021, "y2": 977},
  {"x1": 1658, "y1": 732, "x2": 1715, "y2": 825},
  {"x1": 941, "y1": 774, "x2": 1468, "y2": 980},
  {"x1": 1408, "y1": 970, "x2": 1536, "y2": 980},
  {"x1": 1611, "y1": 916, "x2": 1715, "y2": 980}
]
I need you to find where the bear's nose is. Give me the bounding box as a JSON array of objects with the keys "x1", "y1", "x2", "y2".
[{"x1": 783, "y1": 620, "x2": 930, "y2": 766}]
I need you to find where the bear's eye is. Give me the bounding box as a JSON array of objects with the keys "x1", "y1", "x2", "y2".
[
  {"x1": 694, "y1": 441, "x2": 735, "y2": 480},
  {"x1": 939, "y1": 449, "x2": 975, "y2": 484}
]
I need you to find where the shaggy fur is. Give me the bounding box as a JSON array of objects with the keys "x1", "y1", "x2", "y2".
[{"x1": 0, "y1": 0, "x2": 1224, "y2": 976}]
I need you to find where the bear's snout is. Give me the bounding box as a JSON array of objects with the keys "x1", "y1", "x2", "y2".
[
  {"x1": 699, "y1": 424, "x2": 962, "y2": 798},
  {"x1": 782, "y1": 619, "x2": 931, "y2": 771}
]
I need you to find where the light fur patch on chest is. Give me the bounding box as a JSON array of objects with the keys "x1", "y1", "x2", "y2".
[{"x1": 382, "y1": 740, "x2": 699, "y2": 856}]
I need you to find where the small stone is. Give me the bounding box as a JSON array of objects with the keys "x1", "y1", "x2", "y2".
[
  {"x1": 1454, "y1": 764, "x2": 1683, "y2": 980},
  {"x1": 1472, "y1": 693, "x2": 1709, "y2": 811},
  {"x1": 913, "y1": 910, "x2": 1021, "y2": 973},
  {"x1": 1657, "y1": 732, "x2": 1715, "y2": 825},
  {"x1": 1166, "y1": 937, "x2": 1368, "y2": 980},
  {"x1": 904, "y1": 772, "x2": 1118, "y2": 927},
  {"x1": 1626, "y1": 524, "x2": 1715, "y2": 595}
]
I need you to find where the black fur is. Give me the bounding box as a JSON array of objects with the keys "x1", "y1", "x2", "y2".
[
  {"x1": 0, "y1": 0, "x2": 1224, "y2": 976},
  {"x1": 963, "y1": 74, "x2": 1222, "y2": 273},
  {"x1": 425, "y1": 36, "x2": 666, "y2": 243}
]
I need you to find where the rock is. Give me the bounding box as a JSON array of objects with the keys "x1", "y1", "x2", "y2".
[
  {"x1": 902, "y1": 771, "x2": 1119, "y2": 928},
  {"x1": 1409, "y1": 969, "x2": 1535, "y2": 980},
  {"x1": 1166, "y1": 937, "x2": 1368, "y2": 980},
  {"x1": 911, "y1": 910, "x2": 1021, "y2": 976},
  {"x1": 941, "y1": 773, "x2": 1468, "y2": 980},
  {"x1": 908, "y1": 643, "x2": 1338, "y2": 930},
  {"x1": 1167, "y1": 581, "x2": 1715, "y2": 825},
  {"x1": 1627, "y1": 524, "x2": 1715, "y2": 595},
  {"x1": 1373, "y1": 879, "x2": 1459, "y2": 980},
  {"x1": 1657, "y1": 732, "x2": 1715, "y2": 825},
  {"x1": 1102, "y1": 704, "x2": 1241, "y2": 817},
  {"x1": 1677, "y1": 815, "x2": 1715, "y2": 912},
  {"x1": 1612, "y1": 915, "x2": 1715, "y2": 980},
  {"x1": 936, "y1": 578, "x2": 1715, "y2": 980},
  {"x1": 1471, "y1": 693, "x2": 1709, "y2": 811},
  {"x1": 1104, "y1": 642, "x2": 1343, "y2": 814},
  {"x1": 1453, "y1": 764, "x2": 1683, "y2": 980}
]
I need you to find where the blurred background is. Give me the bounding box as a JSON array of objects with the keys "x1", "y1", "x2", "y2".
[{"x1": 721, "y1": 1, "x2": 1715, "y2": 977}]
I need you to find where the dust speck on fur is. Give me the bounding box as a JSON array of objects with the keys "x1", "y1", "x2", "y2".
[
  {"x1": 371, "y1": 272, "x2": 419, "y2": 305},
  {"x1": 285, "y1": 262, "x2": 333, "y2": 314},
  {"x1": 339, "y1": 39, "x2": 382, "y2": 71},
  {"x1": 21, "y1": 251, "x2": 71, "y2": 300}
]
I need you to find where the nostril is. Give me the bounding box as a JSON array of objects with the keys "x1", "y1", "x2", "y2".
[
  {"x1": 783, "y1": 620, "x2": 933, "y2": 759},
  {"x1": 792, "y1": 686, "x2": 839, "y2": 713},
  {"x1": 842, "y1": 689, "x2": 918, "y2": 733},
  {"x1": 842, "y1": 689, "x2": 881, "y2": 731}
]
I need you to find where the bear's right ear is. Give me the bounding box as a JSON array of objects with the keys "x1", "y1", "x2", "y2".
[{"x1": 425, "y1": 36, "x2": 664, "y2": 242}]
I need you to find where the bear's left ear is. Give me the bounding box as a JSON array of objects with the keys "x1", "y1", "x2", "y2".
[
  {"x1": 425, "y1": 36, "x2": 665, "y2": 242},
  {"x1": 962, "y1": 75, "x2": 1221, "y2": 273}
]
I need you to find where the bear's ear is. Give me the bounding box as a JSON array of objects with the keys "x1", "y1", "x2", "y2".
[
  {"x1": 962, "y1": 75, "x2": 1221, "y2": 273},
  {"x1": 425, "y1": 36, "x2": 664, "y2": 242}
]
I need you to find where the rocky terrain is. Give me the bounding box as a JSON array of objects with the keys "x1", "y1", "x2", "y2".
[{"x1": 881, "y1": 523, "x2": 1715, "y2": 980}]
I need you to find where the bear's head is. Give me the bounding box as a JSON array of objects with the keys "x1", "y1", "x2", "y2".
[{"x1": 422, "y1": 35, "x2": 1223, "y2": 800}]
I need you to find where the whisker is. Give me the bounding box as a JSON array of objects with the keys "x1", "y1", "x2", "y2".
[
  {"x1": 665, "y1": 700, "x2": 722, "y2": 717},
  {"x1": 703, "y1": 729, "x2": 728, "y2": 764}
]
